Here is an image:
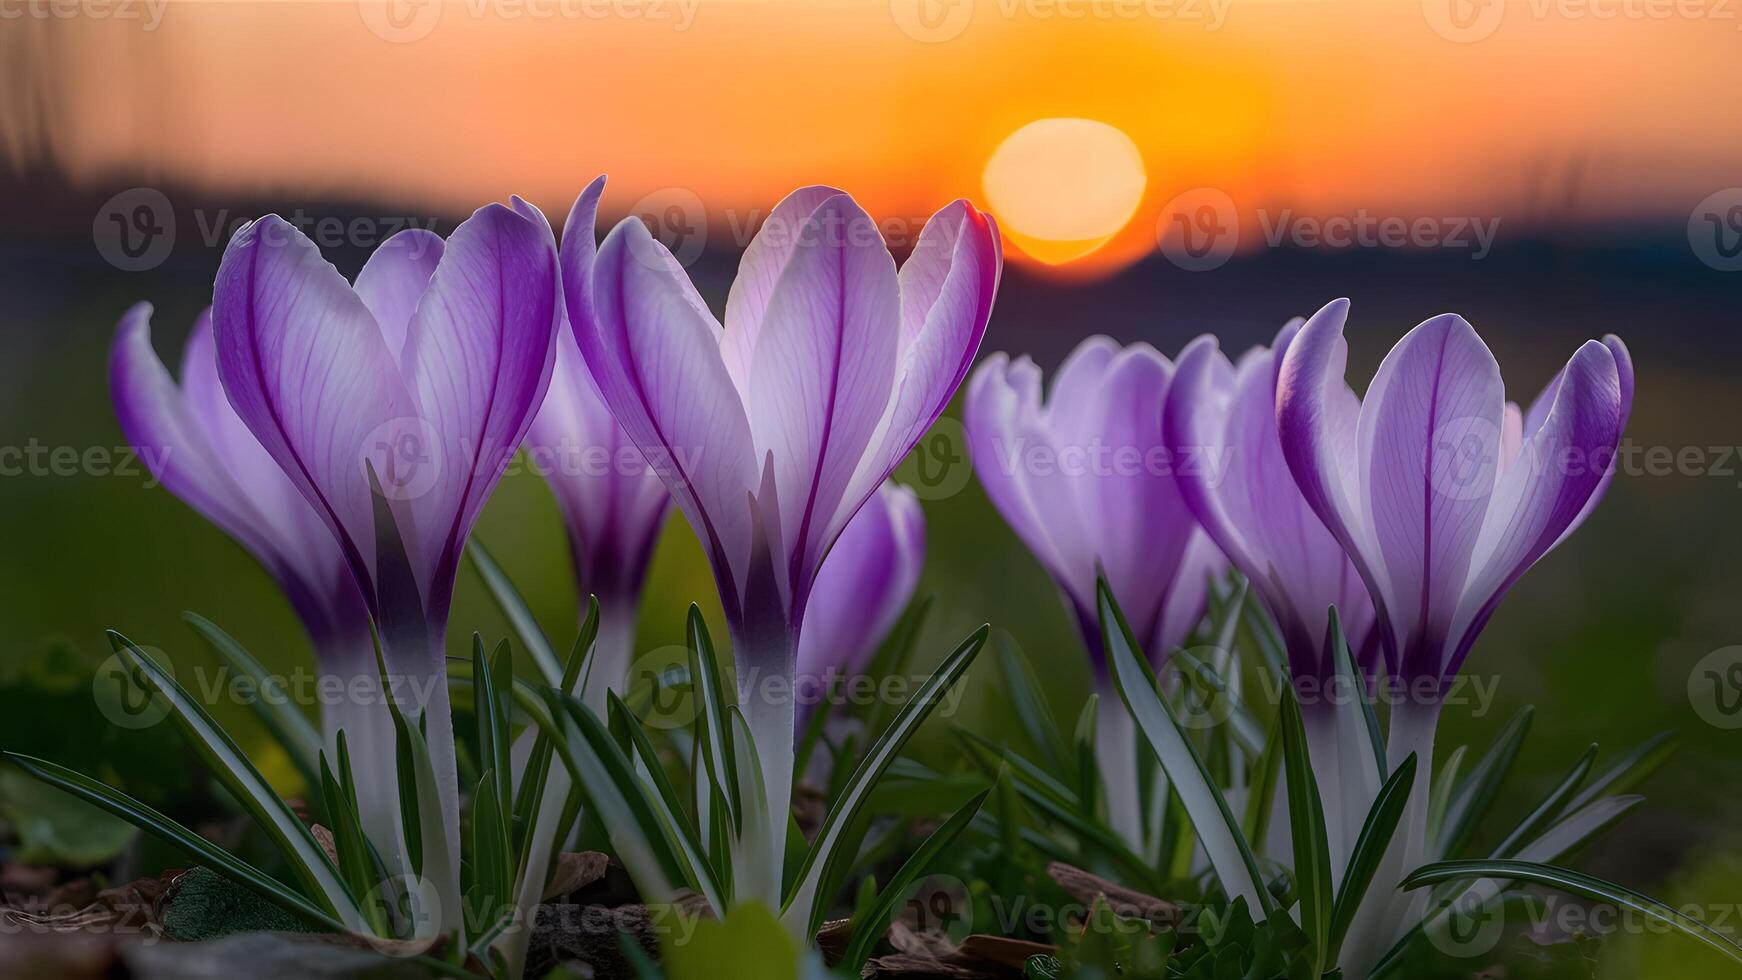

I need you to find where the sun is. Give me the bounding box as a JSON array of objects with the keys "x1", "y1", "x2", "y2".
[{"x1": 981, "y1": 118, "x2": 1148, "y2": 266}]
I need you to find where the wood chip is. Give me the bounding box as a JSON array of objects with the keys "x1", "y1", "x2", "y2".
[
  {"x1": 541, "y1": 852, "x2": 610, "y2": 901},
  {"x1": 1045, "y1": 860, "x2": 1178, "y2": 926}
]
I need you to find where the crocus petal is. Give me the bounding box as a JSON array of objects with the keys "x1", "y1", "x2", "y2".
[
  {"x1": 1080, "y1": 344, "x2": 1196, "y2": 649},
  {"x1": 400, "y1": 202, "x2": 561, "y2": 613},
  {"x1": 720, "y1": 184, "x2": 845, "y2": 393},
  {"x1": 1557, "y1": 334, "x2": 1633, "y2": 540},
  {"x1": 582, "y1": 216, "x2": 758, "y2": 602},
  {"x1": 853, "y1": 201, "x2": 1001, "y2": 506},
  {"x1": 353, "y1": 229, "x2": 445, "y2": 360},
  {"x1": 112, "y1": 304, "x2": 273, "y2": 561},
  {"x1": 1155, "y1": 530, "x2": 1227, "y2": 654},
  {"x1": 527, "y1": 329, "x2": 671, "y2": 601},
  {"x1": 1446, "y1": 340, "x2": 1624, "y2": 676},
  {"x1": 795, "y1": 482, "x2": 925, "y2": 682},
  {"x1": 212, "y1": 215, "x2": 410, "y2": 594},
  {"x1": 559, "y1": 176, "x2": 609, "y2": 346},
  {"x1": 1169, "y1": 329, "x2": 1377, "y2": 678},
  {"x1": 1356, "y1": 313, "x2": 1504, "y2": 681},
  {"x1": 965, "y1": 353, "x2": 1081, "y2": 590},
  {"x1": 747, "y1": 193, "x2": 900, "y2": 603}
]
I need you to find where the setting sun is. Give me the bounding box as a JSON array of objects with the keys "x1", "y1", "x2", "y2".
[{"x1": 982, "y1": 118, "x2": 1147, "y2": 266}]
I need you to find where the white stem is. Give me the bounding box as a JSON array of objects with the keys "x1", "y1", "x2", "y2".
[
  {"x1": 1338, "y1": 699, "x2": 1440, "y2": 977},
  {"x1": 1301, "y1": 706, "x2": 1349, "y2": 880},
  {"x1": 1095, "y1": 693, "x2": 1145, "y2": 854},
  {"x1": 320, "y1": 675, "x2": 406, "y2": 878},
  {"x1": 739, "y1": 678, "x2": 794, "y2": 911}
]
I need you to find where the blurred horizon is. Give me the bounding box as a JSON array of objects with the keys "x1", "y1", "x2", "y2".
[{"x1": 7, "y1": 0, "x2": 1742, "y2": 278}]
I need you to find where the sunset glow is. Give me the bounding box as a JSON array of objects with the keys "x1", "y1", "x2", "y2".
[
  {"x1": 983, "y1": 118, "x2": 1147, "y2": 265},
  {"x1": 12, "y1": 0, "x2": 1742, "y2": 276}
]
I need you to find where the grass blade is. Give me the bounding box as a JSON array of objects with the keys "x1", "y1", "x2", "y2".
[
  {"x1": 783, "y1": 625, "x2": 990, "y2": 937},
  {"x1": 1279, "y1": 688, "x2": 1332, "y2": 971},
  {"x1": 1402, "y1": 860, "x2": 1742, "y2": 966},
  {"x1": 1438, "y1": 706, "x2": 1533, "y2": 859},
  {"x1": 1097, "y1": 578, "x2": 1271, "y2": 917},
  {"x1": 1325, "y1": 752, "x2": 1416, "y2": 965},
  {"x1": 3, "y1": 752, "x2": 344, "y2": 930},
  {"x1": 686, "y1": 606, "x2": 740, "y2": 835},
  {"x1": 183, "y1": 612, "x2": 321, "y2": 787},
  {"x1": 106, "y1": 630, "x2": 360, "y2": 927},
  {"x1": 840, "y1": 788, "x2": 991, "y2": 972},
  {"x1": 466, "y1": 538, "x2": 562, "y2": 685}
]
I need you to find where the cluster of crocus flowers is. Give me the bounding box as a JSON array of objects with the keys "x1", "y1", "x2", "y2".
[
  {"x1": 573, "y1": 184, "x2": 1001, "y2": 902},
  {"x1": 965, "y1": 337, "x2": 1227, "y2": 849}
]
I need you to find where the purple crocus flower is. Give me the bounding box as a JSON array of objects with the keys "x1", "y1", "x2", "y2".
[
  {"x1": 796, "y1": 481, "x2": 926, "y2": 711},
  {"x1": 212, "y1": 199, "x2": 562, "y2": 909},
  {"x1": 1276, "y1": 298, "x2": 1631, "y2": 743},
  {"x1": 964, "y1": 336, "x2": 1227, "y2": 847},
  {"x1": 109, "y1": 305, "x2": 383, "y2": 770},
  {"x1": 1163, "y1": 320, "x2": 1382, "y2": 873},
  {"x1": 1274, "y1": 299, "x2": 1630, "y2": 968},
  {"x1": 965, "y1": 337, "x2": 1225, "y2": 664},
  {"x1": 524, "y1": 178, "x2": 671, "y2": 696},
  {"x1": 572, "y1": 185, "x2": 1000, "y2": 891}
]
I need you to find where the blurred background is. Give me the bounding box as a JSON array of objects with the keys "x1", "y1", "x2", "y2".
[{"x1": 2, "y1": 1, "x2": 1740, "y2": 974}]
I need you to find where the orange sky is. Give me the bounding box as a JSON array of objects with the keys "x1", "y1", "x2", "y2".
[{"x1": 22, "y1": 0, "x2": 1742, "y2": 275}]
